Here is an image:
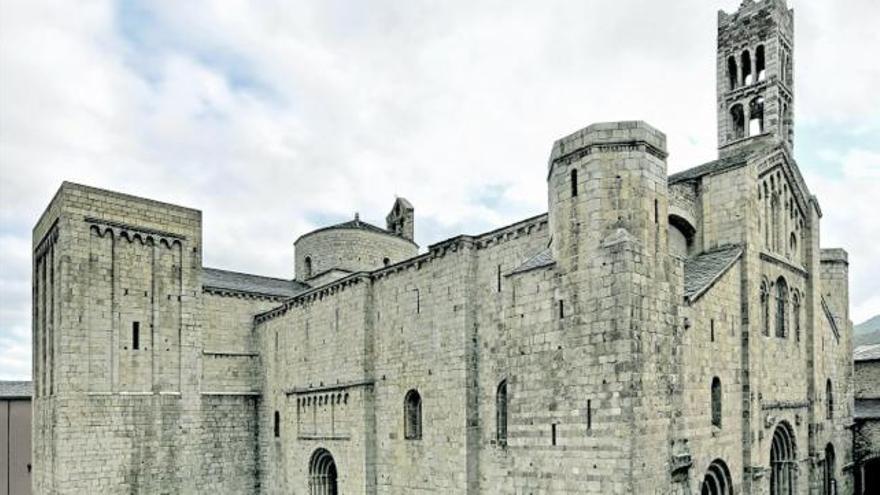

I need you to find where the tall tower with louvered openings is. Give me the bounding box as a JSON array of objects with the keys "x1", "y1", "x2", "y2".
[{"x1": 717, "y1": 0, "x2": 794, "y2": 157}]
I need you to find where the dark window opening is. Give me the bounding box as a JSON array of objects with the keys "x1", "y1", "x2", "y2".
[
  {"x1": 711, "y1": 377, "x2": 722, "y2": 428},
  {"x1": 710, "y1": 319, "x2": 715, "y2": 342},
  {"x1": 730, "y1": 104, "x2": 745, "y2": 140},
  {"x1": 571, "y1": 168, "x2": 578, "y2": 197},
  {"x1": 304, "y1": 256, "x2": 313, "y2": 279},
  {"x1": 654, "y1": 198, "x2": 659, "y2": 224},
  {"x1": 727, "y1": 55, "x2": 738, "y2": 90},
  {"x1": 132, "y1": 321, "x2": 140, "y2": 350},
  {"x1": 741, "y1": 50, "x2": 752, "y2": 85},
  {"x1": 496, "y1": 380, "x2": 508, "y2": 446},
  {"x1": 497, "y1": 265, "x2": 502, "y2": 292},
  {"x1": 749, "y1": 97, "x2": 765, "y2": 136},
  {"x1": 414, "y1": 288, "x2": 420, "y2": 314},
  {"x1": 761, "y1": 281, "x2": 770, "y2": 336},
  {"x1": 587, "y1": 399, "x2": 592, "y2": 430},
  {"x1": 756, "y1": 45, "x2": 766, "y2": 81},
  {"x1": 404, "y1": 389, "x2": 422, "y2": 440},
  {"x1": 551, "y1": 423, "x2": 557, "y2": 446},
  {"x1": 558, "y1": 300, "x2": 564, "y2": 319},
  {"x1": 775, "y1": 277, "x2": 788, "y2": 338},
  {"x1": 274, "y1": 410, "x2": 280, "y2": 438},
  {"x1": 383, "y1": 257, "x2": 390, "y2": 267},
  {"x1": 826, "y1": 379, "x2": 834, "y2": 419}
]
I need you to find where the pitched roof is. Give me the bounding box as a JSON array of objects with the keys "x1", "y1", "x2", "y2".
[
  {"x1": 855, "y1": 399, "x2": 880, "y2": 420},
  {"x1": 669, "y1": 147, "x2": 760, "y2": 184},
  {"x1": 508, "y1": 248, "x2": 555, "y2": 276},
  {"x1": 684, "y1": 245, "x2": 743, "y2": 302},
  {"x1": 855, "y1": 344, "x2": 880, "y2": 362},
  {"x1": 202, "y1": 268, "x2": 309, "y2": 298},
  {"x1": 0, "y1": 380, "x2": 32, "y2": 399}
]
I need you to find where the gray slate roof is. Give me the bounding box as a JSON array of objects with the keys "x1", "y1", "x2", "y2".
[
  {"x1": 508, "y1": 248, "x2": 555, "y2": 276},
  {"x1": 203, "y1": 268, "x2": 309, "y2": 298},
  {"x1": 299, "y1": 217, "x2": 416, "y2": 245},
  {"x1": 684, "y1": 245, "x2": 743, "y2": 302},
  {"x1": 0, "y1": 381, "x2": 32, "y2": 398},
  {"x1": 855, "y1": 399, "x2": 880, "y2": 420},
  {"x1": 669, "y1": 148, "x2": 756, "y2": 184},
  {"x1": 855, "y1": 344, "x2": 880, "y2": 362}
]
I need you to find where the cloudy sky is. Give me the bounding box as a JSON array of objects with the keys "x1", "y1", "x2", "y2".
[{"x1": 1, "y1": 0, "x2": 878, "y2": 379}]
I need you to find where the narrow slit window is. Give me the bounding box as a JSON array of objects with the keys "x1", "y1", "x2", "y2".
[
  {"x1": 654, "y1": 199, "x2": 659, "y2": 224},
  {"x1": 711, "y1": 377, "x2": 722, "y2": 428},
  {"x1": 558, "y1": 300, "x2": 564, "y2": 319},
  {"x1": 710, "y1": 319, "x2": 715, "y2": 342},
  {"x1": 274, "y1": 410, "x2": 280, "y2": 438},
  {"x1": 756, "y1": 45, "x2": 766, "y2": 81},
  {"x1": 551, "y1": 423, "x2": 557, "y2": 446},
  {"x1": 570, "y1": 168, "x2": 578, "y2": 197},
  {"x1": 132, "y1": 321, "x2": 140, "y2": 350},
  {"x1": 497, "y1": 265, "x2": 502, "y2": 292},
  {"x1": 496, "y1": 380, "x2": 508, "y2": 446},
  {"x1": 587, "y1": 399, "x2": 592, "y2": 430}
]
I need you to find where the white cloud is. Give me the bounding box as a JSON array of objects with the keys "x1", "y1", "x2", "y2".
[{"x1": 1, "y1": 0, "x2": 878, "y2": 379}]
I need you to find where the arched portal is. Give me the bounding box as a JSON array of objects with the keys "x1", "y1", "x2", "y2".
[
  {"x1": 824, "y1": 443, "x2": 836, "y2": 495},
  {"x1": 770, "y1": 422, "x2": 797, "y2": 495},
  {"x1": 309, "y1": 448, "x2": 338, "y2": 495},
  {"x1": 700, "y1": 459, "x2": 732, "y2": 495}
]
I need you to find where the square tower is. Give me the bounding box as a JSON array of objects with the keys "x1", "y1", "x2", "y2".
[{"x1": 717, "y1": 0, "x2": 794, "y2": 156}]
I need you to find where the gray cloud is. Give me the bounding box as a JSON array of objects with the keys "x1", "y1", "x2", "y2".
[{"x1": 1, "y1": 0, "x2": 878, "y2": 379}]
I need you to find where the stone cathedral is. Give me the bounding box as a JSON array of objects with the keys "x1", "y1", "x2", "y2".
[{"x1": 31, "y1": 1, "x2": 857, "y2": 493}]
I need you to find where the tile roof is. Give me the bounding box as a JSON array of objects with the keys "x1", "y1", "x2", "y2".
[
  {"x1": 855, "y1": 399, "x2": 880, "y2": 420},
  {"x1": 508, "y1": 248, "x2": 555, "y2": 276},
  {"x1": 202, "y1": 268, "x2": 309, "y2": 298},
  {"x1": 855, "y1": 344, "x2": 880, "y2": 362},
  {"x1": 0, "y1": 381, "x2": 32, "y2": 398},
  {"x1": 684, "y1": 245, "x2": 743, "y2": 302}
]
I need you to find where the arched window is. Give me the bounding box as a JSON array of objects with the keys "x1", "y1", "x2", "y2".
[
  {"x1": 789, "y1": 233, "x2": 798, "y2": 261},
  {"x1": 571, "y1": 168, "x2": 578, "y2": 197},
  {"x1": 309, "y1": 448, "x2": 338, "y2": 495},
  {"x1": 776, "y1": 277, "x2": 788, "y2": 338},
  {"x1": 824, "y1": 443, "x2": 836, "y2": 495},
  {"x1": 827, "y1": 379, "x2": 834, "y2": 419},
  {"x1": 727, "y1": 56, "x2": 738, "y2": 90},
  {"x1": 383, "y1": 257, "x2": 390, "y2": 267},
  {"x1": 770, "y1": 422, "x2": 797, "y2": 495},
  {"x1": 304, "y1": 256, "x2": 313, "y2": 279},
  {"x1": 404, "y1": 389, "x2": 422, "y2": 440},
  {"x1": 730, "y1": 104, "x2": 746, "y2": 139},
  {"x1": 711, "y1": 377, "x2": 722, "y2": 428},
  {"x1": 756, "y1": 45, "x2": 766, "y2": 81},
  {"x1": 701, "y1": 459, "x2": 733, "y2": 495},
  {"x1": 771, "y1": 194, "x2": 780, "y2": 252},
  {"x1": 741, "y1": 50, "x2": 753, "y2": 85},
  {"x1": 274, "y1": 410, "x2": 280, "y2": 438},
  {"x1": 760, "y1": 280, "x2": 770, "y2": 336},
  {"x1": 749, "y1": 96, "x2": 765, "y2": 136},
  {"x1": 496, "y1": 380, "x2": 508, "y2": 446}
]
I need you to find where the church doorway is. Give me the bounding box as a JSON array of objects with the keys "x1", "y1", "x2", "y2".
[
  {"x1": 769, "y1": 422, "x2": 796, "y2": 495},
  {"x1": 309, "y1": 448, "x2": 338, "y2": 495}
]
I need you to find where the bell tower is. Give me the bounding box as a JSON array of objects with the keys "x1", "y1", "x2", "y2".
[{"x1": 717, "y1": 0, "x2": 794, "y2": 156}]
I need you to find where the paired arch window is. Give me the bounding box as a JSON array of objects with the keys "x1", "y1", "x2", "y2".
[
  {"x1": 404, "y1": 389, "x2": 422, "y2": 440},
  {"x1": 711, "y1": 377, "x2": 722, "y2": 428},
  {"x1": 776, "y1": 277, "x2": 788, "y2": 338},
  {"x1": 496, "y1": 380, "x2": 508, "y2": 446},
  {"x1": 701, "y1": 459, "x2": 732, "y2": 495}
]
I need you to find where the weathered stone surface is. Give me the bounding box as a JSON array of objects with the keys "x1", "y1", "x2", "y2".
[{"x1": 31, "y1": 1, "x2": 856, "y2": 494}]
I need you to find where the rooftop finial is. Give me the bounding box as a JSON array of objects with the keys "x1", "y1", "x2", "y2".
[{"x1": 354, "y1": 212, "x2": 360, "y2": 222}]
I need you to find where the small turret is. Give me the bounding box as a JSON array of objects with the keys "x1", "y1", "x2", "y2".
[{"x1": 386, "y1": 197, "x2": 415, "y2": 242}]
